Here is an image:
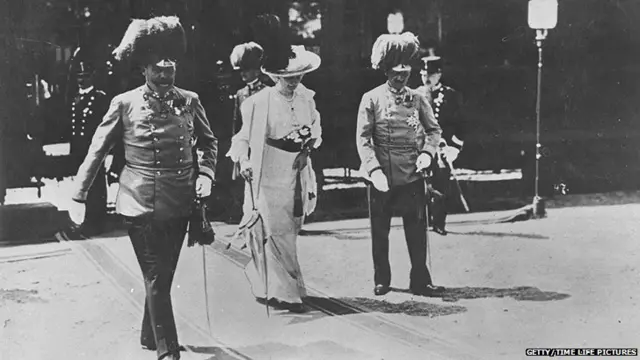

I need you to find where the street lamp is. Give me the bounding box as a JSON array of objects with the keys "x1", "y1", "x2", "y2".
[{"x1": 527, "y1": 0, "x2": 557, "y2": 218}]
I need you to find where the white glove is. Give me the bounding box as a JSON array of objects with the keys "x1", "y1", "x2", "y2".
[
  {"x1": 69, "y1": 201, "x2": 86, "y2": 226},
  {"x1": 196, "y1": 175, "x2": 213, "y2": 198},
  {"x1": 442, "y1": 146, "x2": 460, "y2": 164},
  {"x1": 370, "y1": 169, "x2": 389, "y2": 192},
  {"x1": 416, "y1": 153, "x2": 433, "y2": 172},
  {"x1": 240, "y1": 160, "x2": 253, "y2": 182}
]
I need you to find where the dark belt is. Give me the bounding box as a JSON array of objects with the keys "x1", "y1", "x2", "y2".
[{"x1": 266, "y1": 137, "x2": 303, "y2": 153}]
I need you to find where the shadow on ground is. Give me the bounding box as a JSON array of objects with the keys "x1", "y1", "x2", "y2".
[
  {"x1": 389, "y1": 286, "x2": 570, "y2": 302},
  {"x1": 447, "y1": 230, "x2": 549, "y2": 240},
  {"x1": 184, "y1": 345, "x2": 251, "y2": 360},
  {"x1": 189, "y1": 340, "x2": 382, "y2": 360},
  {"x1": 306, "y1": 296, "x2": 467, "y2": 318}
]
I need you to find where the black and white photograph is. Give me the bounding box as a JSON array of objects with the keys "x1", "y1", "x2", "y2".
[{"x1": 1, "y1": 0, "x2": 639, "y2": 359}]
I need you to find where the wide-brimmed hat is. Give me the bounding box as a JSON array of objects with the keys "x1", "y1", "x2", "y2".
[
  {"x1": 420, "y1": 55, "x2": 443, "y2": 74},
  {"x1": 261, "y1": 45, "x2": 320, "y2": 77},
  {"x1": 252, "y1": 14, "x2": 321, "y2": 78},
  {"x1": 371, "y1": 32, "x2": 420, "y2": 73},
  {"x1": 112, "y1": 16, "x2": 186, "y2": 67}
]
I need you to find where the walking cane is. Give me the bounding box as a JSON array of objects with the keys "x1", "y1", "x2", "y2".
[
  {"x1": 202, "y1": 245, "x2": 214, "y2": 335},
  {"x1": 421, "y1": 170, "x2": 432, "y2": 272},
  {"x1": 446, "y1": 159, "x2": 470, "y2": 212},
  {"x1": 248, "y1": 179, "x2": 269, "y2": 317}
]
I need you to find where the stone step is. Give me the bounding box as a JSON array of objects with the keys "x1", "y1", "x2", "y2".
[{"x1": 0, "y1": 202, "x2": 66, "y2": 243}]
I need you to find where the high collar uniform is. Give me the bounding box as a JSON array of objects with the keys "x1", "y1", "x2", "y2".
[
  {"x1": 356, "y1": 82, "x2": 442, "y2": 291},
  {"x1": 417, "y1": 83, "x2": 466, "y2": 157},
  {"x1": 416, "y1": 82, "x2": 466, "y2": 232},
  {"x1": 72, "y1": 85, "x2": 218, "y2": 220},
  {"x1": 70, "y1": 87, "x2": 109, "y2": 168},
  {"x1": 356, "y1": 83, "x2": 441, "y2": 188}
]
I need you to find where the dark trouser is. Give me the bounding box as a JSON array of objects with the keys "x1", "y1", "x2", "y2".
[
  {"x1": 429, "y1": 165, "x2": 453, "y2": 230},
  {"x1": 128, "y1": 217, "x2": 189, "y2": 360},
  {"x1": 367, "y1": 180, "x2": 433, "y2": 290},
  {"x1": 82, "y1": 167, "x2": 108, "y2": 233}
]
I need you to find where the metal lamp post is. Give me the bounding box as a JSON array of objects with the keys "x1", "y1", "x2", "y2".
[{"x1": 528, "y1": 0, "x2": 558, "y2": 218}]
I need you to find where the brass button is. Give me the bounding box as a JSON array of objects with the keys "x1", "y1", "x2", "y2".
[
  {"x1": 156, "y1": 161, "x2": 160, "y2": 165},
  {"x1": 179, "y1": 147, "x2": 184, "y2": 151},
  {"x1": 179, "y1": 136, "x2": 184, "y2": 140},
  {"x1": 155, "y1": 149, "x2": 160, "y2": 153},
  {"x1": 178, "y1": 170, "x2": 182, "y2": 175},
  {"x1": 178, "y1": 159, "x2": 184, "y2": 163},
  {"x1": 156, "y1": 171, "x2": 161, "y2": 175},
  {"x1": 153, "y1": 137, "x2": 159, "y2": 142}
]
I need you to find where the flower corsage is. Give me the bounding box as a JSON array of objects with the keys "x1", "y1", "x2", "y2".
[{"x1": 284, "y1": 125, "x2": 316, "y2": 171}]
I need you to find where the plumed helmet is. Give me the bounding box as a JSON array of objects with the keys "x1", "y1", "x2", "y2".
[
  {"x1": 112, "y1": 16, "x2": 187, "y2": 67},
  {"x1": 229, "y1": 42, "x2": 264, "y2": 71},
  {"x1": 371, "y1": 32, "x2": 420, "y2": 72}
]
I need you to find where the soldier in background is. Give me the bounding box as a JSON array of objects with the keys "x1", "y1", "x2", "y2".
[
  {"x1": 70, "y1": 60, "x2": 110, "y2": 235},
  {"x1": 416, "y1": 55, "x2": 467, "y2": 235},
  {"x1": 229, "y1": 42, "x2": 268, "y2": 180}
]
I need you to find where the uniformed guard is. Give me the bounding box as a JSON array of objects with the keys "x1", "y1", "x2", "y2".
[
  {"x1": 356, "y1": 32, "x2": 444, "y2": 297},
  {"x1": 69, "y1": 16, "x2": 218, "y2": 360},
  {"x1": 229, "y1": 42, "x2": 268, "y2": 181},
  {"x1": 70, "y1": 59, "x2": 110, "y2": 235},
  {"x1": 417, "y1": 55, "x2": 466, "y2": 235}
]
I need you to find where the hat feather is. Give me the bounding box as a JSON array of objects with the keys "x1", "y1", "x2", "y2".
[
  {"x1": 251, "y1": 14, "x2": 294, "y2": 73},
  {"x1": 112, "y1": 16, "x2": 186, "y2": 66},
  {"x1": 230, "y1": 42, "x2": 264, "y2": 71},
  {"x1": 371, "y1": 32, "x2": 420, "y2": 72},
  {"x1": 112, "y1": 19, "x2": 148, "y2": 62}
]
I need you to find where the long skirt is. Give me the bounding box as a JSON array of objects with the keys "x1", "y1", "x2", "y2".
[{"x1": 245, "y1": 144, "x2": 307, "y2": 304}]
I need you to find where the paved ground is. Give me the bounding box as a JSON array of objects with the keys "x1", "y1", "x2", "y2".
[
  {"x1": 2, "y1": 175, "x2": 640, "y2": 359},
  {"x1": 2, "y1": 201, "x2": 639, "y2": 359}
]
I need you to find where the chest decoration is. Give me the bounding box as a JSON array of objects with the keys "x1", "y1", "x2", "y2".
[
  {"x1": 433, "y1": 91, "x2": 445, "y2": 108},
  {"x1": 406, "y1": 109, "x2": 421, "y2": 133},
  {"x1": 143, "y1": 92, "x2": 193, "y2": 117},
  {"x1": 382, "y1": 90, "x2": 420, "y2": 132},
  {"x1": 393, "y1": 92, "x2": 414, "y2": 107}
]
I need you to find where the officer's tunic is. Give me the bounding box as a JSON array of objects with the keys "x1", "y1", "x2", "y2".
[
  {"x1": 416, "y1": 83, "x2": 465, "y2": 153},
  {"x1": 70, "y1": 86, "x2": 109, "y2": 169},
  {"x1": 232, "y1": 79, "x2": 267, "y2": 135},
  {"x1": 417, "y1": 83, "x2": 466, "y2": 230},
  {"x1": 73, "y1": 85, "x2": 218, "y2": 220},
  {"x1": 357, "y1": 83, "x2": 441, "y2": 187},
  {"x1": 356, "y1": 83, "x2": 442, "y2": 290}
]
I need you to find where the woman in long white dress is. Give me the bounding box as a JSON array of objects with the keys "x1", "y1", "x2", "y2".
[{"x1": 227, "y1": 15, "x2": 322, "y2": 313}]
